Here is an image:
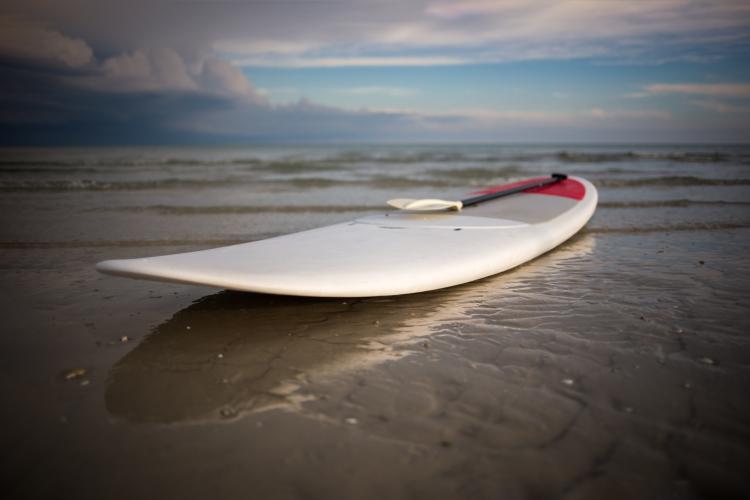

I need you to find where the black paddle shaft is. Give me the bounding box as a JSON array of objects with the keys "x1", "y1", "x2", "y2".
[{"x1": 460, "y1": 173, "x2": 568, "y2": 208}]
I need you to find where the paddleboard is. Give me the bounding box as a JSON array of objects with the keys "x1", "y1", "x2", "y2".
[{"x1": 96, "y1": 175, "x2": 597, "y2": 297}]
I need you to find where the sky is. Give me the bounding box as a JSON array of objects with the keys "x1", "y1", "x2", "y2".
[{"x1": 1, "y1": 0, "x2": 749, "y2": 145}]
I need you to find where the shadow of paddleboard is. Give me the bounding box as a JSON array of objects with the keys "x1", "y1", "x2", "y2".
[{"x1": 105, "y1": 234, "x2": 595, "y2": 424}]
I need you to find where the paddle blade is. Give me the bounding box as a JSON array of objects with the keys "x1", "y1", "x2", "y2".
[{"x1": 387, "y1": 198, "x2": 463, "y2": 211}]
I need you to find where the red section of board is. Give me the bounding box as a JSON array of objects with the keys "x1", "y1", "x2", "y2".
[{"x1": 472, "y1": 177, "x2": 585, "y2": 201}]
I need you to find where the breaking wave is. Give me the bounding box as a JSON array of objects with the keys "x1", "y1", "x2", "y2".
[{"x1": 3, "y1": 149, "x2": 749, "y2": 172}]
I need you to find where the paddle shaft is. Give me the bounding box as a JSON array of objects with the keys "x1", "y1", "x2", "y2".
[{"x1": 460, "y1": 173, "x2": 568, "y2": 208}]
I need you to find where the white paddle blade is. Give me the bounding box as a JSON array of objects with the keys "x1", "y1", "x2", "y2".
[{"x1": 387, "y1": 198, "x2": 463, "y2": 211}]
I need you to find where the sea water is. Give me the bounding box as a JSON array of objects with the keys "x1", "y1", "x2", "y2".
[{"x1": 1, "y1": 144, "x2": 749, "y2": 244}]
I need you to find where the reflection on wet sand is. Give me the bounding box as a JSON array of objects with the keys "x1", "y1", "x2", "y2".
[
  {"x1": 106, "y1": 290, "x2": 444, "y2": 422},
  {"x1": 106, "y1": 235, "x2": 596, "y2": 424}
]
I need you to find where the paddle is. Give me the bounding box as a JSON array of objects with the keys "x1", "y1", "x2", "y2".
[{"x1": 388, "y1": 173, "x2": 568, "y2": 211}]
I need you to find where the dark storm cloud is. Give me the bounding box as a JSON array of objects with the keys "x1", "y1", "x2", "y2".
[
  {"x1": 0, "y1": 1, "x2": 444, "y2": 145},
  {"x1": 0, "y1": 60, "x2": 419, "y2": 145},
  {"x1": 0, "y1": 65, "x2": 234, "y2": 145}
]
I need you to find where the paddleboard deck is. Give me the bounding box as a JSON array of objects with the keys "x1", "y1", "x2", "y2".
[{"x1": 96, "y1": 176, "x2": 597, "y2": 297}]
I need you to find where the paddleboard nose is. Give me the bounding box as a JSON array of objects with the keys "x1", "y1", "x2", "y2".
[{"x1": 96, "y1": 259, "x2": 141, "y2": 277}]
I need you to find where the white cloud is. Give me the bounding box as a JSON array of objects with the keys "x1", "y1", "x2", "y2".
[
  {"x1": 693, "y1": 100, "x2": 750, "y2": 113},
  {"x1": 5, "y1": 0, "x2": 750, "y2": 71},
  {"x1": 422, "y1": 0, "x2": 750, "y2": 42},
  {"x1": 643, "y1": 83, "x2": 750, "y2": 98},
  {"x1": 425, "y1": 0, "x2": 521, "y2": 19},
  {"x1": 258, "y1": 87, "x2": 300, "y2": 101},
  {"x1": 214, "y1": 39, "x2": 321, "y2": 56},
  {"x1": 65, "y1": 48, "x2": 268, "y2": 104},
  {"x1": 195, "y1": 57, "x2": 266, "y2": 103},
  {"x1": 223, "y1": 0, "x2": 750, "y2": 67},
  {"x1": 232, "y1": 55, "x2": 469, "y2": 68},
  {"x1": 362, "y1": 106, "x2": 671, "y2": 130},
  {"x1": 340, "y1": 86, "x2": 419, "y2": 97},
  {"x1": 101, "y1": 48, "x2": 197, "y2": 92},
  {"x1": 446, "y1": 108, "x2": 572, "y2": 124},
  {"x1": 586, "y1": 107, "x2": 671, "y2": 120}
]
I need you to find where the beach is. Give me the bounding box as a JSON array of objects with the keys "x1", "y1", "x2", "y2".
[{"x1": 2, "y1": 144, "x2": 749, "y2": 499}]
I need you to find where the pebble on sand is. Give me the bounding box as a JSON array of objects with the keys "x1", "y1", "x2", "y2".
[
  {"x1": 345, "y1": 417, "x2": 359, "y2": 425},
  {"x1": 561, "y1": 378, "x2": 575, "y2": 386},
  {"x1": 64, "y1": 368, "x2": 87, "y2": 381},
  {"x1": 219, "y1": 407, "x2": 237, "y2": 418}
]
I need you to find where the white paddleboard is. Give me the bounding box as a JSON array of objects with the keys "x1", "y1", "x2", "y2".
[{"x1": 96, "y1": 176, "x2": 597, "y2": 297}]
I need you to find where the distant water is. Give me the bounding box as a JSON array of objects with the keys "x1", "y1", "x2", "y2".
[{"x1": 1, "y1": 144, "x2": 749, "y2": 246}]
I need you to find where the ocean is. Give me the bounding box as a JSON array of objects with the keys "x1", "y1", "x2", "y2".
[
  {"x1": 2, "y1": 144, "x2": 749, "y2": 498},
  {"x1": 2, "y1": 144, "x2": 750, "y2": 245}
]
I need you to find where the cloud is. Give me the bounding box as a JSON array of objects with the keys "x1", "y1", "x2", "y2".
[
  {"x1": 631, "y1": 83, "x2": 750, "y2": 115},
  {"x1": 359, "y1": 106, "x2": 672, "y2": 133},
  {"x1": 0, "y1": 13, "x2": 272, "y2": 144},
  {"x1": 231, "y1": 55, "x2": 469, "y2": 68},
  {"x1": 0, "y1": 13, "x2": 266, "y2": 101},
  {"x1": 585, "y1": 107, "x2": 671, "y2": 120},
  {"x1": 0, "y1": 17, "x2": 93, "y2": 68},
  {"x1": 425, "y1": 0, "x2": 518, "y2": 19},
  {"x1": 174, "y1": 98, "x2": 424, "y2": 142},
  {"x1": 82, "y1": 48, "x2": 266, "y2": 103},
  {"x1": 197, "y1": 57, "x2": 265, "y2": 101},
  {"x1": 216, "y1": 0, "x2": 750, "y2": 67},
  {"x1": 340, "y1": 86, "x2": 419, "y2": 97},
  {"x1": 98, "y1": 48, "x2": 197, "y2": 92},
  {"x1": 693, "y1": 100, "x2": 750, "y2": 113},
  {"x1": 643, "y1": 83, "x2": 750, "y2": 98},
  {"x1": 212, "y1": 39, "x2": 320, "y2": 57},
  {"x1": 5, "y1": 0, "x2": 750, "y2": 71}
]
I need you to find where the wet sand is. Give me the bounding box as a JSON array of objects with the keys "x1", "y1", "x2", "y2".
[{"x1": 2, "y1": 145, "x2": 750, "y2": 499}]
